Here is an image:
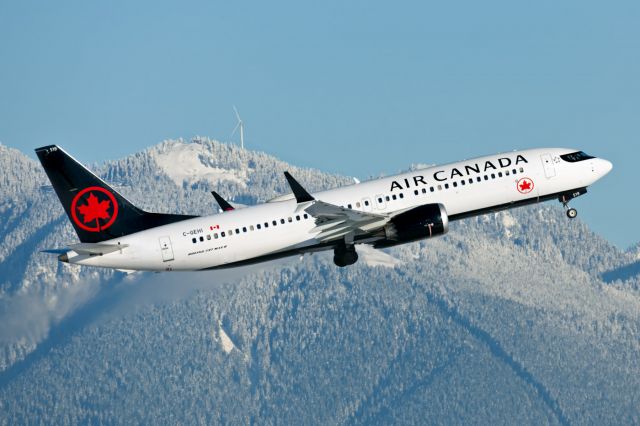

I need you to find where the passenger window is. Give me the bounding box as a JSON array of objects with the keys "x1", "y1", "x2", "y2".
[
  {"x1": 356, "y1": 202, "x2": 361, "y2": 208},
  {"x1": 257, "y1": 224, "x2": 261, "y2": 230},
  {"x1": 296, "y1": 215, "x2": 300, "y2": 221},
  {"x1": 437, "y1": 185, "x2": 442, "y2": 190},
  {"x1": 199, "y1": 236, "x2": 204, "y2": 242},
  {"x1": 519, "y1": 167, "x2": 524, "y2": 173},
  {"x1": 250, "y1": 225, "x2": 254, "y2": 231},
  {"x1": 303, "y1": 214, "x2": 309, "y2": 219},
  {"x1": 498, "y1": 172, "x2": 503, "y2": 178},
  {"x1": 243, "y1": 227, "x2": 247, "y2": 232},
  {"x1": 264, "y1": 222, "x2": 269, "y2": 228},
  {"x1": 444, "y1": 183, "x2": 449, "y2": 189},
  {"x1": 347, "y1": 204, "x2": 352, "y2": 209},
  {"x1": 505, "y1": 170, "x2": 510, "y2": 176},
  {"x1": 385, "y1": 196, "x2": 390, "y2": 202},
  {"x1": 469, "y1": 178, "x2": 473, "y2": 184},
  {"x1": 484, "y1": 175, "x2": 489, "y2": 181},
  {"x1": 512, "y1": 168, "x2": 517, "y2": 174},
  {"x1": 221, "y1": 232, "x2": 226, "y2": 237},
  {"x1": 453, "y1": 182, "x2": 458, "y2": 187},
  {"x1": 214, "y1": 233, "x2": 219, "y2": 239},
  {"x1": 461, "y1": 180, "x2": 465, "y2": 186},
  {"x1": 288, "y1": 217, "x2": 293, "y2": 223},
  {"x1": 399, "y1": 193, "x2": 404, "y2": 199},
  {"x1": 235, "y1": 228, "x2": 240, "y2": 234},
  {"x1": 228, "y1": 230, "x2": 233, "y2": 236},
  {"x1": 477, "y1": 177, "x2": 481, "y2": 182},
  {"x1": 272, "y1": 220, "x2": 277, "y2": 226},
  {"x1": 192, "y1": 238, "x2": 197, "y2": 244},
  {"x1": 365, "y1": 200, "x2": 370, "y2": 206},
  {"x1": 378, "y1": 197, "x2": 383, "y2": 203},
  {"x1": 430, "y1": 187, "x2": 435, "y2": 192},
  {"x1": 391, "y1": 195, "x2": 396, "y2": 200},
  {"x1": 422, "y1": 188, "x2": 426, "y2": 194},
  {"x1": 207, "y1": 235, "x2": 211, "y2": 240}
]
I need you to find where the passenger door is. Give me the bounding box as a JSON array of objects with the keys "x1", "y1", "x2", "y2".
[
  {"x1": 541, "y1": 153, "x2": 556, "y2": 178},
  {"x1": 159, "y1": 236, "x2": 174, "y2": 262}
]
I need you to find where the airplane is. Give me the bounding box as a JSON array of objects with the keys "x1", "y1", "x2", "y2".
[{"x1": 35, "y1": 145, "x2": 612, "y2": 271}]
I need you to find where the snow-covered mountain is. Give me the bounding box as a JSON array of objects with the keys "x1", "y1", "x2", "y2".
[{"x1": 0, "y1": 138, "x2": 638, "y2": 424}]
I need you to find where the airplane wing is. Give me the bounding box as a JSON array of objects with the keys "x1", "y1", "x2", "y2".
[{"x1": 283, "y1": 171, "x2": 390, "y2": 243}]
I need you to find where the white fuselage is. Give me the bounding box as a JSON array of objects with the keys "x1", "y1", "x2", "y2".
[{"x1": 66, "y1": 148, "x2": 612, "y2": 271}]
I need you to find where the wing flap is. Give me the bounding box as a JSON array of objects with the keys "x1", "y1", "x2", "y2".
[{"x1": 305, "y1": 201, "x2": 390, "y2": 242}]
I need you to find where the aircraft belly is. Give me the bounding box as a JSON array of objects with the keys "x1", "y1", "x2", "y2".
[{"x1": 222, "y1": 230, "x2": 309, "y2": 266}]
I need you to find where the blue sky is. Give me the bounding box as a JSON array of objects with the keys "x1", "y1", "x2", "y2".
[{"x1": 1, "y1": 1, "x2": 638, "y2": 248}]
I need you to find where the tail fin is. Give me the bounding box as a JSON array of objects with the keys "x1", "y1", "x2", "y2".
[{"x1": 35, "y1": 145, "x2": 195, "y2": 243}]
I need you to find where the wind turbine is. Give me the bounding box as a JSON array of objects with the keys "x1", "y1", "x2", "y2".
[{"x1": 230, "y1": 106, "x2": 244, "y2": 150}]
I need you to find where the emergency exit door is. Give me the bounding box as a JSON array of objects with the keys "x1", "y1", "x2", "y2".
[{"x1": 159, "y1": 236, "x2": 174, "y2": 262}]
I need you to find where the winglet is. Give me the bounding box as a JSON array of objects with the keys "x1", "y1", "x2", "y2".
[
  {"x1": 211, "y1": 191, "x2": 235, "y2": 211},
  {"x1": 284, "y1": 171, "x2": 315, "y2": 203}
]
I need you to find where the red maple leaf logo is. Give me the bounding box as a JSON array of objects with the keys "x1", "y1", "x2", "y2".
[
  {"x1": 517, "y1": 178, "x2": 534, "y2": 194},
  {"x1": 77, "y1": 192, "x2": 111, "y2": 224},
  {"x1": 70, "y1": 186, "x2": 118, "y2": 232}
]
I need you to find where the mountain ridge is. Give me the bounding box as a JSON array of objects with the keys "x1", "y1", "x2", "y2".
[{"x1": 0, "y1": 138, "x2": 638, "y2": 423}]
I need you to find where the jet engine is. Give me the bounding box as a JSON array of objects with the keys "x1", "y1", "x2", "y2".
[{"x1": 374, "y1": 203, "x2": 449, "y2": 248}]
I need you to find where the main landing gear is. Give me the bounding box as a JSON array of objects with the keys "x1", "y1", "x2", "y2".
[{"x1": 333, "y1": 241, "x2": 358, "y2": 267}]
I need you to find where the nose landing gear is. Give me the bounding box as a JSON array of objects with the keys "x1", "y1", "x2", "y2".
[{"x1": 559, "y1": 189, "x2": 586, "y2": 220}]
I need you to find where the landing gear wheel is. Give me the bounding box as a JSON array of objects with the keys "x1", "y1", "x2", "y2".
[
  {"x1": 566, "y1": 208, "x2": 578, "y2": 219},
  {"x1": 333, "y1": 243, "x2": 358, "y2": 267}
]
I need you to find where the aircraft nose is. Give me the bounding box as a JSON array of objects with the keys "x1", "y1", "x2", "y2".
[{"x1": 599, "y1": 158, "x2": 613, "y2": 176}]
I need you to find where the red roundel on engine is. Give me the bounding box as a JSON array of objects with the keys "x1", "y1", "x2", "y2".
[{"x1": 70, "y1": 186, "x2": 118, "y2": 232}]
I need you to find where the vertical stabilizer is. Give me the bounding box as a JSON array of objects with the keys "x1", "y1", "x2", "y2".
[{"x1": 35, "y1": 145, "x2": 195, "y2": 243}]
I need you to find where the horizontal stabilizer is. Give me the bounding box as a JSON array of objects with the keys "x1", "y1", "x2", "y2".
[
  {"x1": 41, "y1": 248, "x2": 69, "y2": 255},
  {"x1": 68, "y1": 243, "x2": 129, "y2": 256}
]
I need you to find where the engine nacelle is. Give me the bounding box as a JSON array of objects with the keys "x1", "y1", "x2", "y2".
[{"x1": 375, "y1": 203, "x2": 449, "y2": 248}]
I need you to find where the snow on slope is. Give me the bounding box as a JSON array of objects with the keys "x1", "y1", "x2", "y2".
[
  {"x1": 151, "y1": 140, "x2": 248, "y2": 188},
  {"x1": 499, "y1": 211, "x2": 516, "y2": 239},
  {"x1": 0, "y1": 139, "x2": 639, "y2": 423},
  {"x1": 218, "y1": 321, "x2": 237, "y2": 354}
]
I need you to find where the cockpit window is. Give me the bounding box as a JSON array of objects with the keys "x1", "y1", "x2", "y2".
[{"x1": 560, "y1": 151, "x2": 595, "y2": 162}]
